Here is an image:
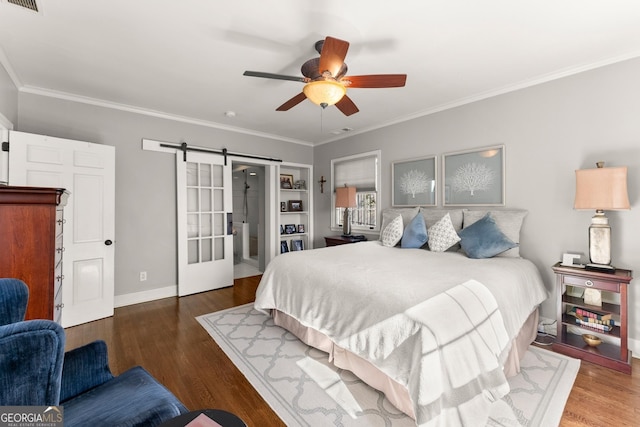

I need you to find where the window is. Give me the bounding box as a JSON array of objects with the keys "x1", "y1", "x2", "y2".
[{"x1": 331, "y1": 150, "x2": 381, "y2": 232}]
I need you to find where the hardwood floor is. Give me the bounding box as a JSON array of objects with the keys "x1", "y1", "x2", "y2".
[{"x1": 64, "y1": 276, "x2": 640, "y2": 427}]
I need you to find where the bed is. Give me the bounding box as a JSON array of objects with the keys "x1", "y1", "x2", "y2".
[{"x1": 254, "y1": 208, "x2": 548, "y2": 426}]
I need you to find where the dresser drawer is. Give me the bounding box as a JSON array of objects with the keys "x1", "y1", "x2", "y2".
[{"x1": 562, "y1": 274, "x2": 620, "y2": 293}]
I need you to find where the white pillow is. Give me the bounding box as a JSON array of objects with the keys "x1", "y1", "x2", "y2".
[
  {"x1": 427, "y1": 213, "x2": 461, "y2": 252},
  {"x1": 381, "y1": 215, "x2": 403, "y2": 247}
]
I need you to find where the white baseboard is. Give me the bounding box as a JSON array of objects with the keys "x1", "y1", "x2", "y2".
[
  {"x1": 630, "y1": 337, "x2": 639, "y2": 360},
  {"x1": 114, "y1": 285, "x2": 177, "y2": 308}
]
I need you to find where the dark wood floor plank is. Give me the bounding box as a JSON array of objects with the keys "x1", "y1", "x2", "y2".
[{"x1": 63, "y1": 275, "x2": 639, "y2": 427}]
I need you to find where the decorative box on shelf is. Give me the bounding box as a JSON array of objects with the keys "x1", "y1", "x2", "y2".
[{"x1": 551, "y1": 262, "x2": 633, "y2": 374}]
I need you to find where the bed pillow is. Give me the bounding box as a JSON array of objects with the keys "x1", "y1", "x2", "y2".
[
  {"x1": 463, "y1": 209, "x2": 527, "y2": 257},
  {"x1": 401, "y1": 212, "x2": 428, "y2": 248},
  {"x1": 420, "y1": 208, "x2": 465, "y2": 251},
  {"x1": 379, "y1": 207, "x2": 420, "y2": 240},
  {"x1": 427, "y1": 212, "x2": 461, "y2": 252},
  {"x1": 381, "y1": 215, "x2": 404, "y2": 247},
  {"x1": 458, "y1": 213, "x2": 518, "y2": 259}
]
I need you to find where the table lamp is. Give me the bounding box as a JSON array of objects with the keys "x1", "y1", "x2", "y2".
[
  {"x1": 574, "y1": 162, "x2": 630, "y2": 271},
  {"x1": 335, "y1": 186, "x2": 357, "y2": 236}
]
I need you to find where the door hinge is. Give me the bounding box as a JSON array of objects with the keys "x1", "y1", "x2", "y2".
[{"x1": 1, "y1": 142, "x2": 8, "y2": 152}]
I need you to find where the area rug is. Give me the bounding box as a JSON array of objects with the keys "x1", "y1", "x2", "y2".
[{"x1": 197, "y1": 304, "x2": 579, "y2": 426}]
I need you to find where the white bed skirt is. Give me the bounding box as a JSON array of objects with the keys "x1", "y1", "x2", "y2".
[{"x1": 273, "y1": 308, "x2": 539, "y2": 420}]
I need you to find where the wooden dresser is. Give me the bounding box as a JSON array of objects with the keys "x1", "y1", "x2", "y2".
[{"x1": 0, "y1": 186, "x2": 68, "y2": 323}]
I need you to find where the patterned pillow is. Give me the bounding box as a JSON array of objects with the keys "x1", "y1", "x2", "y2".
[
  {"x1": 381, "y1": 215, "x2": 404, "y2": 247},
  {"x1": 427, "y1": 213, "x2": 461, "y2": 252},
  {"x1": 401, "y1": 212, "x2": 428, "y2": 248}
]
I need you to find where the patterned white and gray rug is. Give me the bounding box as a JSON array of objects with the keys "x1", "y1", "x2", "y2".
[{"x1": 197, "y1": 304, "x2": 579, "y2": 427}]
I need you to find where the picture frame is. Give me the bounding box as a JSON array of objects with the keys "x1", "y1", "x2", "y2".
[
  {"x1": 288, "y1": 200, "x2": 303, "y2": 211},
  {"x1": 280, "y1": 174, "x2": 294, "y2": 189},
  {"x1": 280, "y1": 240, "x2": 289, "y2": 253},
  {"x1": 294, "y1": 180, "x2": 306, "y2": 190},
  {"x1": 297, "y1": 224, "x2": 305, "y2": 233},
  {"x1": 280, "y1": 224, "x2": 284, "y2": 235},
  {"x1": 280, "y1": 201, "x2": 287, "y2": 212},
  {"x1": 392, "y1": 155, "x2": 437, "y2": 207},
  {"x1": 442, "y1": 145, "x2": 505, "y2": 206},
  {"x1": 291, "y1": 239, "x2": 304, "y2": 251},
  {"x1": 284, "y1": 224, "x2": 297, "y2": 234}
]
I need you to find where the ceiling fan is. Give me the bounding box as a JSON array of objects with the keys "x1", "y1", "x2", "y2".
[{"x1": 243, "y1": 36, "x2": 407, "y2": 116}]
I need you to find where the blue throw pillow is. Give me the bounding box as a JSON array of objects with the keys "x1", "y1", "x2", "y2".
[
  {"x1": 401, "y1": 213, "x2": 428, "y2": 248},
  {"x1": 458, "y1": 213, "x2": 518, "y2": 259}
]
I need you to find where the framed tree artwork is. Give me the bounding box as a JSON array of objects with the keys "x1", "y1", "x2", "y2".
[
  {"x1": 391, "y1": 156, "x2": 437, "y2": 207},
  {"x1": 442, "y1": 145, "x2": 505, "y2": 206}
]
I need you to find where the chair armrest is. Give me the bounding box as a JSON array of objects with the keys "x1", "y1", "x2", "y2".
[
  {"x1": 60, "y1": 340, "x2": 115, "y2": 402},
  {"x1": 0, "y1": 320, "x2": 65, "y2": 406}
]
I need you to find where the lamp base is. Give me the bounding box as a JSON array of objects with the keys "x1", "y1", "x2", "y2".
[
  {"x1": 585, "y1": 263, "x2": 616, "y2": 274},
  {"x1": 342, "y1": 208, "x2": 351, "y2": 236}
]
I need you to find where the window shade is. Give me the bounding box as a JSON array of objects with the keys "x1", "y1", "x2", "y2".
[{"x1": 334, "y1": 154, "x2": 377, "y2": 191}]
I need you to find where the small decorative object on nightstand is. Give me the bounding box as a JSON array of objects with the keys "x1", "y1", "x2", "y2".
[
  {"x1": 325, "y1": 235, "x2": 367, "y2": 247},
  {"x1": 551, "y1": 262, "x2": 633, "y2": 374}
]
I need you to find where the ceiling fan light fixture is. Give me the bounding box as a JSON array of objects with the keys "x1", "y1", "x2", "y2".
[{"x1": 303, "y1": 80, "x2": 346, "y2": 108}]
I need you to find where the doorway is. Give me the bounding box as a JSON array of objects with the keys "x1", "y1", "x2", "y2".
[{"x1": 232, "y1": 162, "x2": 265, "y2": 279}]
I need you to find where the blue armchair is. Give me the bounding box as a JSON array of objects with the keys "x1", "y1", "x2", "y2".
[{"x1": 0, "y1": 278, "x2": 188, "y2": 426}]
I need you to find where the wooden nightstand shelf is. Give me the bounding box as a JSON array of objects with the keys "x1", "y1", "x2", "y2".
[
  {"x1": 324, "y1": 235, "x2": 367, "y2": 247},
  {"x1": 551, "y1": 262, "x2": 633, "y2": 374}
]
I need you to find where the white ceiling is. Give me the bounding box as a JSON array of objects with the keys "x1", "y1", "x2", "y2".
[{"x1": 1, "y1": 0, "x2": 640, "y2": 146}]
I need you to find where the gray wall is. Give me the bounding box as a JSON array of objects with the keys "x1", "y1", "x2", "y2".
[
  {"x1": 0, "y1": 64, "x2": 18, "y2": 125},
  {"x1": 15, "y1": 93, "x2": 313, "y2": 297},
  {"x1": 313, "y1": 57, "x2": 640, "y2": 348}
]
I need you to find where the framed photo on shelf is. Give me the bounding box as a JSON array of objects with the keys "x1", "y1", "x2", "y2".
[
  {"x1": 280, "y1": 241, "x2": 289, "y2": 253},
  {"x1": 280, "y1": 174, "x2": 294, "y2": 189},
  {"x1": 288, "y1": 200, "x2": 303, "y2": 211},
  {"x1": 442, "y1": 145, "x2": 505, "y2": 206},
  {"x1": 284, "y1": 224, "x2": 297, "y2": 234},
  {"x1": 297, "y1": 224, "x2": 305, "y2": 233},
  {"x1": 280, "y1": 201, "x2": 287, "y2": 212},
  {"x1": 391, "y1": 155, "x2": 437, "y2": 207},
  {"x1": 280, "y1": 224, "x2": 284, "y2": 235},
  {"x1": 294, "y1": 180, "x2": 306, "y2": 190},
  {"x1": 291, "y1": 239, "x2": 304, "y2": 251}
]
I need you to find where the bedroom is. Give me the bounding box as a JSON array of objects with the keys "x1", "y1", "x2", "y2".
[{"x1": 1, "y1": 1, "x2": 639, "y2": 425}]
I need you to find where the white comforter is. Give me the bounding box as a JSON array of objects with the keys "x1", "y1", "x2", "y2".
[{"x1": 254, "y1": 241, "x2": 548, "y2": 426}]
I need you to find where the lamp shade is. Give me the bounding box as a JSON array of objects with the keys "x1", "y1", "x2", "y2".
[
  {"x1": 303, "y1": 80, "x2": 346, "y2": 107},
  {"x1": 335, "y1": 186, "x2": 357, "y2": 208},
  {"x1": 574, "y1": 166, "x2": 630, "y2": 210}
]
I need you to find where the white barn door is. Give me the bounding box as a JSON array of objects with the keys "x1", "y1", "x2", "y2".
[
  {"x1": 8, "y1": 131, "x2": 115, "y2": 327},
  {"x1": 177, "y1": 151, "x2": 233, "y2": 296}
]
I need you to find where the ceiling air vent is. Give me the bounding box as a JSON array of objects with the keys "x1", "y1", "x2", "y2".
[{"x1": 7, "y1": 0, "x2": 38, "y2": 12}]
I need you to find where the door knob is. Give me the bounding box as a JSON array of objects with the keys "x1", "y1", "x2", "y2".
[{"x1": 105, "y1": 239, "x2": 113, "y2": 246}]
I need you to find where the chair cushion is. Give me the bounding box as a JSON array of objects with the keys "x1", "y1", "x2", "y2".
[{"x1": 61, "y1": 366, "x2": 187, "y2": 427}]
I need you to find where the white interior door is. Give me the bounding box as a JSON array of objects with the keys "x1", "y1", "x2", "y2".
[
  {"x1": 8, "y1": 131, "x2": 115, "y2": 327},
  {"x1": 177, "y1": 151, "x2": 233, "y2": 296}
]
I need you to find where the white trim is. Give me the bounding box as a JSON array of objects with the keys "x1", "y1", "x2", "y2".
[
  {"x1": 0, "y1": 112, "x2": 13, "y2": 130},
  {"x1": 20, "y1": 85, "x2": 313, "y2": 146},
  {"x1": 316, "y1": 50, "x2": 640, "y2": 146},
  {"x1": 0, "y1": 46, "x2": 23, "y2": 88},
  {"x1": 114, "y1": 285, "x2": 178, "y2": 308}
]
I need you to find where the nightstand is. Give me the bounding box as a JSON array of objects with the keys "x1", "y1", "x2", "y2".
[
  {"x1": 551, "y1": 262, "x2": 633, "y2": 373},
  {"x1": 324, "y1": 235, "x2": 368, "y2": 247}
]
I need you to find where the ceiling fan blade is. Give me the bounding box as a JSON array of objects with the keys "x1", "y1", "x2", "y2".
[
  {"x1": 335, "y1": 95, "x2": 359, "y2": 116},
  {"x1": 276, "y1": 92, "x2": 307, "y2": 111},
  {"x1": 318, "y1": 36, "x2": 349, "y2": 78},
  {"x1": 243, "y1": 71, "x2": 307, "y2": 83},
  {"x1": 342, "y1": 74, "x2": 407, "y2": 88}
]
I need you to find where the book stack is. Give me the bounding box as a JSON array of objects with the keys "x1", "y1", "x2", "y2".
[{"x1": 568, "y1": 307, "x2": 614, "y2": 332}]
